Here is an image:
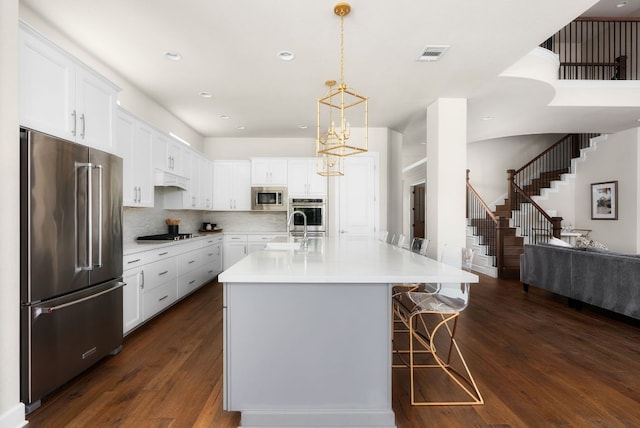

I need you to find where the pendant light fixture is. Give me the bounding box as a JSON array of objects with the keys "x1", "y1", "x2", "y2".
[{"x1": 316, "y1": 2, "x2": 368, "y2": 175}]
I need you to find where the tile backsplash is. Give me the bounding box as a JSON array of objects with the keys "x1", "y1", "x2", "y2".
[{"x1": 123, "y1": 188, "x2": 288, "y2": 243}]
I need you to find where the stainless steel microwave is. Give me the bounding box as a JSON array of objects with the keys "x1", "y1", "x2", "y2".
[{"x1": 251, "y1": 187, "x2": 287, "y2": 211}]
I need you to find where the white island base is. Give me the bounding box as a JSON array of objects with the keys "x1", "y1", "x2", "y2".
[
  {"x1": 220, "y1": 237, "x2": 478, "y2": 427},
  {"x1": 224, "y1": 281, "x2": 395, "y2": 428}
]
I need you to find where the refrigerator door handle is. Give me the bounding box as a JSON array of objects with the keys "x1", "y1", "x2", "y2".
[
  {"x1": 76, "y1": 161, "x2": 93, "y2": 271},
  {"x1": 31, "y1": 281, "x2": 125, "y2": 321},
  {"x1": 95, "y1": 164, "x2": 104, "y2": 269},
  {"x1": 77, "y1": 162, "x2": 104, "y2": 270}
]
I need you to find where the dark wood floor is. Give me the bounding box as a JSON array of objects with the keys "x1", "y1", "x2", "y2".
[{"x1": 27, "y1": 274, "x2": 640, "y2": 427}]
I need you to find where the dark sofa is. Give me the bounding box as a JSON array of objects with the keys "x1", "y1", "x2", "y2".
[{"x1": 520, "y1": 244, "x2": 640, "y2": 320}]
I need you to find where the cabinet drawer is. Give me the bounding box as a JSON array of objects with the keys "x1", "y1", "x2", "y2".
[
  {"x1": 143, "y1": 258, "x2": 177, "y2": 291},
  {"x1": 173, "y1": 240, "x2": 202, "y2": 255},
  {"x1": 201, "y1": 264, "x2": 218, "y2": 283},
  {"x1": 142, "y1": 281, "x2": 177, "y2": 320},
  {"x1": 123, "y1": 251, "x2": 153, "y2": 269},
  {"x1": 224, "y1": 234, "x2": 247, "y2": 243},
  {"x1": 177, "y1": 249, "x2": 203, "y2": 275},
  {"x1": 178, "y1": 269, "x2": 204, "y2": 299},
  {"x1": 202, "y1": 235, "x2": 224, "y2": 247}
]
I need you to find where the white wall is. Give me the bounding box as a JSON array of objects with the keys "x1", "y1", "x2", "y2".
[
  {"x1": 203, "y1": 137, "x2": 316, "y2": 159},
  {"x1": 387, "y1": 130, "x2": 403, "y2": 236},
  {"x1": 426, "y1": 98, "x2": 468, "y2": 259},
  {"x1": 467, "y1": 134, "x2": 561, "y2": 206},
  {"x1": 0, "y1": 1, "x2": 26, "y2": 426},
  {"x1": 574, "y1": 128, "x2": 640, "y2": 253},
  {"x1": 19, "y1": 5, "x2": 204, "y2": 152}
]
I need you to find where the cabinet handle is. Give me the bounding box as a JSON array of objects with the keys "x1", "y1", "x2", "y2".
[
  {"x1": 127, "y1": 258, "x2": 141, "y2": 264},
  {"x1": 188, "y1": 260, "x2": 195, "y2": 264},
  {"x1": 159, "y1": 251, "x2": 169, "y2": 256},
  {"x1": 140, "y1": 270, "x2": 145, "y2": 289},
  {"x1": 71, "y1": 110, "x2": 77, "y2": 136},
  {"x1": 158, "y1": 270, "x2": 169, "y2": 276},
  {"x1": 138, "y1": 186, "x2": 142, "y2": 203},
  {"x1": 189, "y1": 280, "x2": 196, "y2": 285},
  {"x1": 80, "y1": 114, "x2": 86, "y2": 139},
  {"x1": 208, "y1": 252, "x2": 214, "y2": 256},
  {"x1": 159, "y1": 295, "x2": 169, "y2": 301}
]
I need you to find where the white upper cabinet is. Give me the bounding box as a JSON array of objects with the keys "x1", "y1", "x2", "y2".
[
  {"x1": 287, "y1": 158, "x2": 327, "y2": 197},
  {"x1": 251, "y1": 158, "x2": 288, "y2": 186},
  {"x1": 19, "y1": 22, "x2": 118, "y2": 153},
  {"x1": 153, "y1": 132, "x2": 187, "y2": 177},
  {"x1": 212, "y1": 161, "x2": 251, "y2": 211},
  {"x1": 116, "y1": 108, "x2": 154, "y2": 207}
]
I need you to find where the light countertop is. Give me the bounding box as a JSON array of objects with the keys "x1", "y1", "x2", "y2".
[{"x1": 219, "y1": 236, "x2": 479, "y2": 284}]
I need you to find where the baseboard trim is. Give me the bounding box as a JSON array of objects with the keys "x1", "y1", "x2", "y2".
[{"x1": 0, "y1": 403, "x2": 27, "y2": 428}]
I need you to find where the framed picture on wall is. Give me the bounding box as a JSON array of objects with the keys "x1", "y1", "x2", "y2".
[{"x1": 591, "y1": 181, "x2": 618, "y2": 220}]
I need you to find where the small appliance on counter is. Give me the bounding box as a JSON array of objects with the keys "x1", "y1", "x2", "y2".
[{"x1": 200, "y1": 222, "x2": 222, "y2": 233}]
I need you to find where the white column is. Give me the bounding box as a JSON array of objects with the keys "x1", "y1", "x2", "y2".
[
  {"x1": 426, "y1": 98, "x2": 467, "y2": 260},
  {"x1": 0, "y1": 0, "x2": 26, "y2": 426}
]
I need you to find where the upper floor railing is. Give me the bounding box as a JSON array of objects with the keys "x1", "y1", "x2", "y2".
[{"x1": 542, "y1": 17, "x2": 639, "y2": 80}]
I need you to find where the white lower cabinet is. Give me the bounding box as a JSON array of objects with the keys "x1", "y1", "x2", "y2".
[
  {"x1": 122, "y1": 266, "x2": 143, "y2": 334},
  {"x1": 143, "y1": 281, "x2": 178, "y2": 320},
  {"x1": 122, "y1": 238, "x2": 217, "y2": 335},
  {"x1": 201, "y1": 235, "x2": 224, "y2": 282},
  {"x1": 177, "y1": 248, "x2": 204, "y2": 298},
  {"x1": 224, "y1": 233, "x2": 288, "y2": 270},
  {"x1": 223, "y1": 235, "x2": 248, "y2": 270}
]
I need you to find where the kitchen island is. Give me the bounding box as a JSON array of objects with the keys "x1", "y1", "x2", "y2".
[{"x1": 219, "y1": 236, "x2": 478, "y2": 428}]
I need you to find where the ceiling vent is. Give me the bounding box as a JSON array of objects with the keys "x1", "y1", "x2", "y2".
[{"x1": 417, "y1": 45, "x2": 450, "y2": 62}]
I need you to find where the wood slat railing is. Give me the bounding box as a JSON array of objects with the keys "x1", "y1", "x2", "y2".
[{"x1": 466, "y1": 170, "x2": 503, "y2": 272}]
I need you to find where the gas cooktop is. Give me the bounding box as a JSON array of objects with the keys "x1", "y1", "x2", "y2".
[{"x1": 137, "y1": 233, "x2": 194, "y2": 241}]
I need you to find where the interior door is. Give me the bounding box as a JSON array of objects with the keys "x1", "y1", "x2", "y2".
[
  {"x1": 338, "y1": 156, "x2": 376, "y2": 237},
  {"x1": 412, "y1": 183, "x2": 425, "y2": 238}
]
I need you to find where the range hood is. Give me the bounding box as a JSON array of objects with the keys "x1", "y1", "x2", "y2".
[{"x1": 154, "y1": 169, "x2": 189, "y2": 191}]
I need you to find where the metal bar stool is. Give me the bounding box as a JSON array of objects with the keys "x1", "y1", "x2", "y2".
[{"x1": 392, "y1": 244, "x2": 483, "y2": 406}]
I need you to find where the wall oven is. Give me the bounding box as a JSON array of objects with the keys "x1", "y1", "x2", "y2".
[
  {"x1": 251, "y1": 187, "x2": 287, "y2": 211},
  {"x1": 288, "y1": 197, "x2": 326, "y2": 235}
]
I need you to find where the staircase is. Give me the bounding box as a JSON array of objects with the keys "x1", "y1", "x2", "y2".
[{"x1": 466, "y1": 133, "x2": 598, "y2": 279}]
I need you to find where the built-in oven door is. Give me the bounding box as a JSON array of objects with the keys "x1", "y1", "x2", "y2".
[{"x1": 289, "y1": 201, "x2": 325, "y2": 232}]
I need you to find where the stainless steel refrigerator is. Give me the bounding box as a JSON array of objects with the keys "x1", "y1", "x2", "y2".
[{"x1": 20, "y1": 128, "x2": 124, "y2": 413}]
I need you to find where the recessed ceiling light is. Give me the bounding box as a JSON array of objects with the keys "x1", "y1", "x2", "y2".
[
  {"x1": 236, "y1": 125, "x2": 246, "y2": 130},
  {"x1": 199, "y1": 92, "x2": 212, "y2": 98},
  {"x1": 617, "y1": 1, "x2": 628, "y2": 8},
  {"x1": 163, "y1": 50, "x2": 182, "y2": 61},
  {"x1": 482, "y1": 115, "x2": 493, "y2": 121},
  {"x1": 277, "y1": 50, "x2": 295, "y2": 61},
  {"x1": 220, "y1": 115, "x2": 230, "y2": 119},
  {"x1": 297, "y1": 124, "x2": 308, "y2": 129}
]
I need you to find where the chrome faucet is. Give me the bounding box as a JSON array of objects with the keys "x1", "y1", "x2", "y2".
[{"x1": 287, "y1": 210, "x2": 308, "y2": 242}]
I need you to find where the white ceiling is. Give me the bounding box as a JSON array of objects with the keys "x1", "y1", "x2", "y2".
[{"x1": 20, "y1": 0, "x2": 640, "y2": 142}]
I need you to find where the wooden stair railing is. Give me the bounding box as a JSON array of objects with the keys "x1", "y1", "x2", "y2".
[
  {"x1": 507, "y1": 175, "x2": 562, "y2": 244},
  {"x1": 466, "y1": 170, "x2": 504, "y2": 275},
  {"x1": 507, "y1": 133, "x2": 597, "y2": 243}
]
